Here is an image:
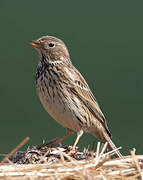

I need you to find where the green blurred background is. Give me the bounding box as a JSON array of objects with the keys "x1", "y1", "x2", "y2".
[{"x1": 0, "y1": 0, "x2": 143, "y2": 157}]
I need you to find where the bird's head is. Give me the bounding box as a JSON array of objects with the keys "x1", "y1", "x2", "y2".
[{"x1": 30, "y1": 36, "x2": 70, "y2": 63}]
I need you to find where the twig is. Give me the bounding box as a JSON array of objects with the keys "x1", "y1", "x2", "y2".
[
  {"x1": 131, "y1": 148, "x2": 143, "y2": 179},
  {"x1": 0, "y1": 137, "x2": 30, "y2": 165}
]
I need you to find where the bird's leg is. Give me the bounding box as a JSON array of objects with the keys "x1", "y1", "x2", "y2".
[
  {"x1": 36, "y1": 128, "x2": 74, "y2": 149},
  {"x1": 71, "y1": 130, "x2": 83, "y2": 151},
  {"x1": 55, "y1": 128, "x2": 74, "y2": 144}
]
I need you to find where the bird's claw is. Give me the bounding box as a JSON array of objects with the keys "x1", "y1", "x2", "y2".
[{"x1": 36, "y1": 137, "x2": 62, "y2": 149}]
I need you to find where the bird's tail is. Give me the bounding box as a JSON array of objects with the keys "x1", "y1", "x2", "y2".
[{"x1": 103, "y1": 131, "x2": 122, "y2": 158}]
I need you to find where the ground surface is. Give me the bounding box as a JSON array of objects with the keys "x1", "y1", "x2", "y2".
[{"x1": 0, "y1": 142, "x2": 142, "y2": 179}]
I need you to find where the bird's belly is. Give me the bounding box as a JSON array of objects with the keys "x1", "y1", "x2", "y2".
[{"x1": 37, "y1": 86, "x2": 82, "y2": 131}]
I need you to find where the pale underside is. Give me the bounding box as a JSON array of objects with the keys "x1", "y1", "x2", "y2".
[{"x1": 36, "y1": 61, "x2": 110, "y2": 142}]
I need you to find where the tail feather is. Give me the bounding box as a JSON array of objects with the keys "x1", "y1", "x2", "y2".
[{"x1": 103, "y1": 131, "x2": 122, "y2": 158}]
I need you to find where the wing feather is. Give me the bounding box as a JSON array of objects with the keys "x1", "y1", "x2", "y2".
[{"x1": 64, "y1": 65, "x2": 111, "y2": 137}]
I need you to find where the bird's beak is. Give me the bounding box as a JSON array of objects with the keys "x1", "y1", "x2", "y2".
[{"x1": 29, "y1": 40, "x2": 41, "y2": 49}]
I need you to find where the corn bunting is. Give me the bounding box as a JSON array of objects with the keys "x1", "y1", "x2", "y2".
[{"x1": 30, "y1": 36, "x2": 122, "y2": 158}]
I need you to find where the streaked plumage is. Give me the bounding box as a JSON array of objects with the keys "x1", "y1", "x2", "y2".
[{"x1": 30, "y1": 36, "x2": 122, "y2": 158}]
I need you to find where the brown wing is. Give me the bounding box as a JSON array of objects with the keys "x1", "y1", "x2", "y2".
[{"x1": 65, "y1": 65, "x2": 111, "y2": 137}]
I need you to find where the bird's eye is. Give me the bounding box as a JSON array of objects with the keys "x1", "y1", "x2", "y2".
[{"x1": 48, "y1": 43, "x2": 55, "y2": 47}]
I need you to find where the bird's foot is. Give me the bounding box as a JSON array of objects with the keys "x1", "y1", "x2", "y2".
[
  {"x1": 67, "y1": 146, "x2": 78, "y2": 156},
  {"x1": 36, "y1": 138, "x2": 62, "y2": 150}
]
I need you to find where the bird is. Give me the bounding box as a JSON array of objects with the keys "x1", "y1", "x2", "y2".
[{"x1": 30, "y1": 35, "x2": 122, "y2": 158}]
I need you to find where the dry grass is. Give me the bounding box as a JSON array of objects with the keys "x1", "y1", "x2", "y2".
[{"x1": 0, "y1": 140, "x2": 143, "y2": 180}]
